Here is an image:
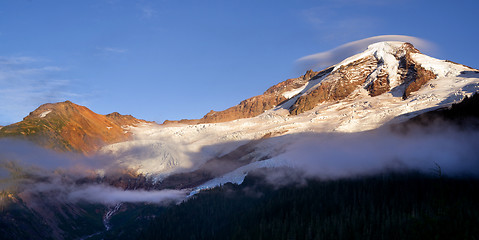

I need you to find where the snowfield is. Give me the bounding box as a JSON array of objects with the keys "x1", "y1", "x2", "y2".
[{"x1": 99, "y1": 41, "x2": 479, "y2": 193}]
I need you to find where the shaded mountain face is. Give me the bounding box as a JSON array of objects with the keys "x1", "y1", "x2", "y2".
[{"x1": 0, "y1": 101, "x2": 148, "y2": 154}]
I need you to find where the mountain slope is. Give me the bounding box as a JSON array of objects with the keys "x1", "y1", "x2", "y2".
[
  {"x1": 0, "y1": 101, "x2": 148, "y2": 154},
  {"x1": 102, "y1": 41, "x2": 479, "y2": 179},
  {"x1": 164, "y1": 42, "x2": 477, "y2": 125}
]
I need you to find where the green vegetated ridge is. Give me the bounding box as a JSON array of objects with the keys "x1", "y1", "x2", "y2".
[{"x1": 0, "y1": 114, "x2": 73, "y2": 151}]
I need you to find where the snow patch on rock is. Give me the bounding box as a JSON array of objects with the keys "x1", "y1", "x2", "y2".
[{"x1": 39, "y1": 110, "x2": 52, "y2": 118}]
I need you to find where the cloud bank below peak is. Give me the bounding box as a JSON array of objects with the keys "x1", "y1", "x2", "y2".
[{"x1": 296, "y1": 35, "x2": 436, "y2": 71}]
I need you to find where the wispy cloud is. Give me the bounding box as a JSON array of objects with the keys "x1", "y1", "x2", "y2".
[
  {"x1": 98, "y1": 47, "x2": 127, "y2": 54},
  {"x1": 301, "y1": 6, "x2": 378, "y2": 42},
  {"x1": 0, "y1": 56, "x2": 38, "y2": 65},
  {"x1": 0, "y1": 138, "x2": 188, "y2": 205},
  {"x1": 0, "y1": 56, "x2": 81, "y2": 125},
  {"x1": 68, "y1": 185, "x2": 187, "y2": 204},
  {"x1": 301, "y1": 0, "x2": 409, "y2": 43},
  {"x1": 139, "y1": 5, "x2": 156, "y2": 19}
]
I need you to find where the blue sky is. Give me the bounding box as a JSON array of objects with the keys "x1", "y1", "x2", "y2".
[{"x1": 0, "y1": 0, "x2": 478, "y2": 125}]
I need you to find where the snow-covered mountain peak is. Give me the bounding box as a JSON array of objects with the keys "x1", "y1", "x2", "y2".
[
  {"x1": 368, "y1": 41, "x2": 405, "y2": 50},
  {"x1": 282, "y1": 41, "x2": 478, "y2": 116},
  {"x1": 161, "y1": 42, "x2": 476, "y2": 126},
  {"x1": 100, "y1": 41, "x2": 479, "y2": 178},
  {"x1": 332, "y1": 41, "x2": 473, "y2": 81},
  {"x1": 333, "y1": 41, "x2": 415, "y2": 72}
]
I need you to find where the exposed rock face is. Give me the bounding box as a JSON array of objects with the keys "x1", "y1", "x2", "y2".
[
  {"x1": 290, "y1": 56, "x2": 377, "y2": 115},
  {"x1": 290, "y1": 42, "x2": 438, "y2": 115},
  {"x1": 0, "y1": 101, "x2": 148, "y2": 154},
  {"x1": 367, "y1": 69, "x2": 390, "y2": 97},
  {"x1": 198, "y1": 94, "x2": 288, "y2": 123},
  {"x1": 264, "y1": 69, "x2": 320, "y2": 95},
  {"x1": 162, "y1": 119, "x2": 200, "y2": 125},
  {"x1": 106, "y1": 112, "x2": 150, "y2": 126},
  {"x1": 403, "y1": 65, "x2": 437, "y2": 99},
  {"x1": 400, "y1": 50, "x2": 437, "y2": 99}
]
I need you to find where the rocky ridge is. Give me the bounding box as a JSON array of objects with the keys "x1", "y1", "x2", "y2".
[
  {"x1": 289, "y1": 42, "x2": 437, "y2": 114},
  {"x1": 165, "y1": 42, "x2": 451, "y2": 123},
  {"x1": 163, "y1": 69, "x2": 321, "y2": 124},
  {"x1": 0, "y1": 101, "x2": 148, "y2": 154}
]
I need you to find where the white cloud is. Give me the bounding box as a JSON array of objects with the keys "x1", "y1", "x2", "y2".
[
  {"x1": 68, "y1": 185, "x2": 187, "y2": 204},
  {"x1": 281, "y1": 125, "x2": 479, "y2": 179},
  {"x1": 296, "y1": 35, "x2": 436, "y2": 71},
  {"x1": 0, "y1": 56, "x2": 38, "y2": 65}
]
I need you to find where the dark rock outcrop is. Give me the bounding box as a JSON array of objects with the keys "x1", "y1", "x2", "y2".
[{"x1": 367, "y1": 69, "x2": 390, "y2": 97}]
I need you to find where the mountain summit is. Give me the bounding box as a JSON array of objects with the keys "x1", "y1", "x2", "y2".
[
  {"x1": 0, "y1": 101, "x2": 148, "y2": 154},
  {"x1": 166, "y1": 42, "x2": 478, "y2": 124}
]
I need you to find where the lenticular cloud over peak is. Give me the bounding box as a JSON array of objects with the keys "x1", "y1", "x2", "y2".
[{"x1": 296, "y1": 35, "x2": 435, "y2": 71}]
